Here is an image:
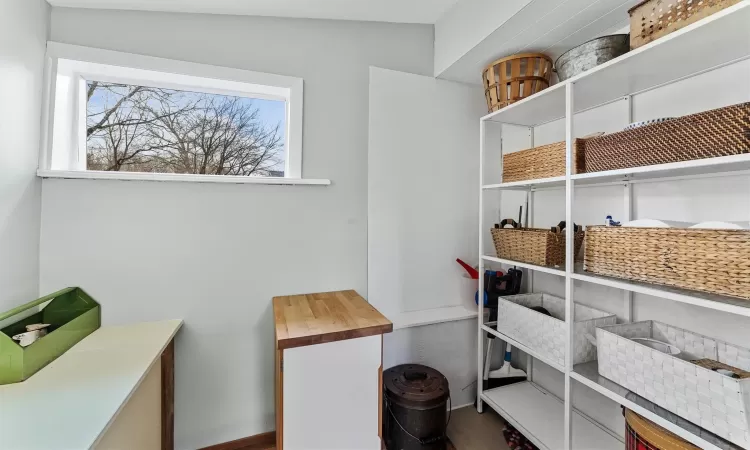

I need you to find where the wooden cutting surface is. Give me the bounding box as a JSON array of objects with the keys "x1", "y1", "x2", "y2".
[{"x1": 273, "y1": 290, "x2": 392, "y2": 350}]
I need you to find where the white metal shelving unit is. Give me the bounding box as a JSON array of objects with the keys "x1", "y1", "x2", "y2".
[{"x1": 476, "y1": 3, "x2": 750, "y2": 450}]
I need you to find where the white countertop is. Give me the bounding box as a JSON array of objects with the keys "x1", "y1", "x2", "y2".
[{"x1": 0, "y1": 320, "x2": 182, "y2": 450}]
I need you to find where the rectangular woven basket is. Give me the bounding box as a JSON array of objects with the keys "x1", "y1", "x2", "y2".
[
  {"x1": 629, "y1": 0, "x2": 741, "y2": 50},
  {"x1": 502, "y1": 139, "x2": 587, "y2": 183},
  {"x1": 491, "y1": 226, "x2": 584, "y2": 267},
  {"x1": 596, "y1": 320, "x2": 750, "y2": 448},
  {"x1": 584, "y1": 226, "x2": 750, "y2": 300},
  {"x1": 495, "y1": 293, "x2": 616, "y2": 368},
  {"x1": 583, "y1": 102, "x2": 750, "y2": 173}
]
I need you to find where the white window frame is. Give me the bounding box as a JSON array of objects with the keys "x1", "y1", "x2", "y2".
[{"x1": 38, "y1": 42, "x2": 329, "y2": 185}]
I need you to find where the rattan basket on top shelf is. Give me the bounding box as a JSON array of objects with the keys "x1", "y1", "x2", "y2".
[
  {"x1": 582, "y1": 102, "x2": 750, "y2": 173},
  {"x1": 502, "y1": 139, "x2": 588, "y2": 183},
  {"x1": 482, "y1": 53, "x2": 553, "y2": 114}
]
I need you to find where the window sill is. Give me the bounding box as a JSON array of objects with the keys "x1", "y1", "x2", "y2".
[
  {"x1": 37, "y1": 170, "x2": 331, "y2": 186},
  {"x1": 390, "y1": 305, "x2": 486, "y2": 330}
]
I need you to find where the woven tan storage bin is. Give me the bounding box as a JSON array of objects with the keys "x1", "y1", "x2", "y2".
[
  {"x1": 502, "y1": 139, "x2": 587, "y2": 183},
  {"x1": 584, "y1": 226, "x2": 750, "y2": 300},
  {"x1": 629, "y1": 0, "x2": 741, "y2": 49},
  {"x1": 483, "y1": 53, "x2": 553, "y2": 114},
  {"x1": 583, "y1": 102, "x2": 750, "y2": 173},
  {"x1": 491, "y1": 222, "x2": 584, "y2": 267}
]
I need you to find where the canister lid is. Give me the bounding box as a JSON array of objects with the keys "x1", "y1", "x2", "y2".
[{"x1": 383, "y1": 364, "x2": 449, "y2": 409}]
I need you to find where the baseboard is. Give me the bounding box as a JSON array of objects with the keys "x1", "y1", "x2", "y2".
[
  {"x1": 198, "y1": 431, "x2": 276, "y2": 450},
  {"x1": 451, "y1": 401, "x2": 475, "y2": 411}
]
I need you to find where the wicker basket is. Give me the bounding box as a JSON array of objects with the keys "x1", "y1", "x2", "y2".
[
  {"x1": 629, "y1": 0, "x2": 741, "y2": 49},
  {"x1": 502, "y1": 139, "x2": 587, "y2": 183},
  {"x1": 597, "y1": 321, "x2": 750, "y2": 448},
  {"x1": 482, "y1": 53, "x2": 553, "y2": 114},
  {"x1": 583, "y1": 102, "x2": 750, "y2": 173},
  {"x1": 584, "y1": 226, "x2": 750, "y2": 300},
  {"x1": 625, "y1": 409, "x2": 700, "y2": 450},
  {"x1": 495, "y1": 293, "x2": 616, "y2": 368},
  {"x1": 491, "y1": 220, "x2": 584, "y2": 267}
]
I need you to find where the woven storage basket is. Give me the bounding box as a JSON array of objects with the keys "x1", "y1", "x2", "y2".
[
  {"x1": 582, "y1": 102, "x2": 750, "y2": 173},
  {"x1": 629, "y1": 0, "x2": 741, "y2": 49},
  {"x1": 584, "y1": 226, "x2": 750, "y2": 300},
  {"x1": 502, "y1": 139, "x2": 587, "y2": 183},
  {"x1": 596, "y1": 321, "x2": 750, "y2": 448},
  {"x1": 495, "y1": 293, "x2": 616, "y2": 368},
  {"x1": 625, "y1": 409, "x2": 701, "y2": 450},
  {"x1": 483, "y1": 53, "x2": 553, "y2": 113},
  {"x1": 491, "y1": 221, "x2": 584, "y2": 267}
]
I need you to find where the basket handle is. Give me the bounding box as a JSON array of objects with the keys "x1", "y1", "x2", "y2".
[
  {"x1": 551, "y1": 221, "x2": 582, "y2": 233},
  {"x1": 496, "y1": 218, "x2": 520, "y2": 229}
]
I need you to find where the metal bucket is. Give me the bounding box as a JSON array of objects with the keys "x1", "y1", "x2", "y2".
[
  {"x1": 554, "y1": 34, "x2": 629, "y2": 81},
  {"x1": 383, "y1": 364, "x2": 450, "y2": 450}
]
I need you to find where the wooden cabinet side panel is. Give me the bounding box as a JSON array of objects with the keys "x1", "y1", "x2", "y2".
[
  {"x1": 276, "y1": 348, "x2": 284, "y2": 450},
  {"x1": 378, "y1": 335, "x2": 383, "y2": 441}
]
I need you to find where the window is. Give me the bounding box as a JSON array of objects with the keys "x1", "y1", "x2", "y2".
[
  {"x1": 86, "y1": 82, "x2": 286, "y2": 176},
  {"x1": 39, "y1": 42, "x2": 322, "y2": 184}
]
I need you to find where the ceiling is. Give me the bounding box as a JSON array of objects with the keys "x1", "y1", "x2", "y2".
[
  {"x1": 45, "y1": 0, "x2": 461, "y2": 24},
  {"x1": 437, "y1": 0, "x2": 638, "y2": 84}
]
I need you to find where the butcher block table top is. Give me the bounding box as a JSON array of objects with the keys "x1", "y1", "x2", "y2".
[{"x1": 273, "y1": 290, "x2": 392, "y2": 350}]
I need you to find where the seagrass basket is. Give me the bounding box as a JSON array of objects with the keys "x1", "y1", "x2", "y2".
[
  {"x1": 482, "y1": 53, "x2": 553, "y2": 113},
  {"x1": 491, "y1": 220, "x2": 584, "y2": 267},
  {"x1": 502, "y1": 139, "x2": 588, "y2": 183},
  {"x1": 582, "y1": 102, "x2": 750, "y2": 173},
  {"x1": 584, "y1": 226, "x2": 750, "y2": 300},
  {"x1": 629, "y1": 0, "x2": 741, "y2": 49}
]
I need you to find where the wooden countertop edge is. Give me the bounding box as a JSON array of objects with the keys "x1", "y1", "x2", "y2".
[{"x1": 276, "y1": 322, "x2": 393, "y2": 350}]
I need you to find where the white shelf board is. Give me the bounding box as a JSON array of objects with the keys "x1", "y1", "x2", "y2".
[
  {"x1": 573, "y1": 154, "x2": 750, "y2": 185},
  {"x1": 481, "y1": 381, "x2": 622, "y2": 450},
  {"x1": 572, "y1": 361, "x2": 740, "y2": 450},
  {"x1": 482, "y1": 255, "x2": 565, "y2": 277},
  {"x1": 481, "y1": 1, "x2": 750, "y2": 126},
  {"x1": 483, "y1": 175, "x2": 566, "y2": 190},
  {"x1": 482, "y1": 82, "x2": 566, "y2": 127},
  {"x1": 481, "y1": 324, "x2": 564, "y2": 373},
  {"x1": 390, "y1": 305, "x2": 482, "y2": 330},
  {"x1": 572, "y1": 269, "x2": 750, "y2": 318}
]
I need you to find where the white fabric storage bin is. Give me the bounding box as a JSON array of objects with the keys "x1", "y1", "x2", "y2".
[
  {"x1": 495, "y1": 293, "x2": 616, "y2": 368},
  {"x1": 596, "y1": 321, "x2": 750, "y2": 448}
]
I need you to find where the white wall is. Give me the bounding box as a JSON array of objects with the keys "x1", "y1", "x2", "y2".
[
  {"x1": 42, "y1": 8, "x2": 433, "y2": 449},
  {"x1": 368, "y1": 67, "x2": 485, "y2": 316},
  {"x1": 486, "y1": 59, "x2": 750, "y2": 438},
  {"x1": 0, "y1": 0, "x2": 49, "y2": 312},
  {"x1": 434, "y1": 0, "x2": 532, "y2": 77}
]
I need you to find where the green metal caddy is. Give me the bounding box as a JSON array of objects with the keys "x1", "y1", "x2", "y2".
[{"x1": 0, "y1": 287, "x2": 100, "y2": 385}]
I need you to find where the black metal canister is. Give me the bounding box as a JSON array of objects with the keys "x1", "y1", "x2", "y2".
[{"x1": 383, "y1": 364, "x2": 450, "y2": 450}]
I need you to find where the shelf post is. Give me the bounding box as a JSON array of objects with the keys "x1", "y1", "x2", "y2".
[
  {"x1": 623, "y1": 95, "x2": 634, "y2": 323},
  {"x1": 564, "y1": 82, "x2": 575, "y2": 450},
  {"x1": 477, "y1": 117, "x2": 486, "y2": 413}
]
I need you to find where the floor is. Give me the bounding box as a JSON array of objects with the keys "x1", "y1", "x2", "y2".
[
  {"x1": 447, "y1": 405, "x2": 511, "y2": 450},
  {"x1": 235, "y1": 405, "x2": 509, "y2": 450}
]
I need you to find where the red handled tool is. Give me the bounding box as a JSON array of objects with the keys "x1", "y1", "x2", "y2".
[{"x1": 455, "y1": 258, "x2": 479, "y2": 279}]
